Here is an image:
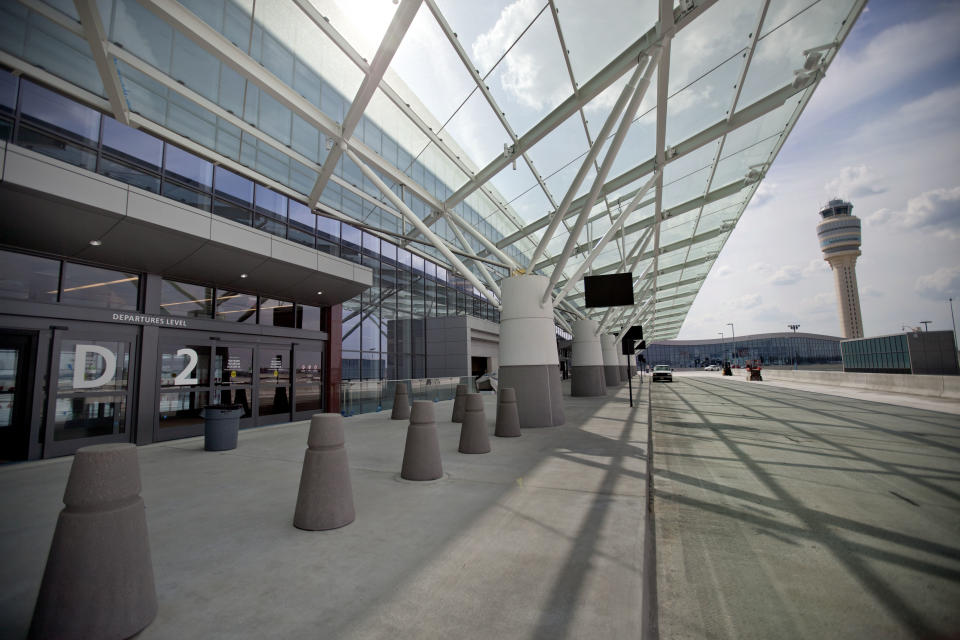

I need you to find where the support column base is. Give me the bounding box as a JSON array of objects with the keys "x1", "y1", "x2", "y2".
[
  {"x1": 499, "y1": 365, "x2": 564, "y2": 427},
  {"x1": 572, "y1": 366, "x2": 607, "y2": 397}
]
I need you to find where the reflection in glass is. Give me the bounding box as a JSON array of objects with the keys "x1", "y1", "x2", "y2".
[
  {"x1": 158, "y1": 390, "x2": 209, "y2": 428},
  {"x1": 101, "y1": 116, "x2": 163, "y2": 169},
  {"x1": 20, "y1": 80, "x2": 100, "y2": 144},
  {"x1": 299, "y1": 304, "x2": 324, "y2": 331},
  {"x1": 160, "y1": 280, "x2": 214, "y2": 318},
  {"x1": 54, "y1": 395, "x2": 126, "y2": 440},
  {"x1": 258, "y1": 348, "x2": 290, "y2": 384},
  {"x1": 0, "y1": 250, "x2": 60, "y2": 303},
  {"x1": 159, "y1": 345, "x2": 210, "y2": 387},
  {"x1": 0, "y1": 68, "x2": 17, "y2": 113},
  {"x1": 58, "y1": 340, "x2": 130, "y2": 392},
  {"x1": 214, "y1": 166, "x2": 254, "y2": 204},
  {"x1": 60, "y1": 263, "x2": 139, "y2": 310},
  {"x1": 16, "y1": 126, "x2": 97, "y2": 170},
  {"x1": 99, "y1": 156, "x2": 161, "y2": 193},
  {"x1": 162, "y1": 181, "x2": 212, "y2": 210},
  {"x1": 258, "y1": 384, "x2": 290, "y2": 416},
  {"x1": 213, "y1": 199, "x2": 252, "y2": 225},
  {"x1": 164, "y1": 144, "x2": 213, "y2": 189},
  {"x1": 259, "y1": 298, "x2": 296, "y2": 327},
  {"x1": 215, "y1": 346, "x2": 253, "y2": 386},
  {"x1": 215, "y1": 291, "x2": 256, "y2": 322}
]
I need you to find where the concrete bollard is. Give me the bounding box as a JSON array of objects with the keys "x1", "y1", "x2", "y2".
[
  {"x1": 401, "y1": 401, "x2": 444, "y2": 481},
  {"x1": 294, "y1": 413, "x2": 355, "y2": 531},
  {"x1": 390, "y1": 382, "x2": 411, "y2": 420},
  {"x1": 451, "y1": 383, "x2": 468, "y2": 423},
  {"x1": 30, "y1": 443, "x2": 157, "y2": 640},
  {"x1": 459, "y1": 393, "x2": 491, "y2": 454},
  {"x1": 495, "y1": 387, "x2": 522, "y2": 438}
]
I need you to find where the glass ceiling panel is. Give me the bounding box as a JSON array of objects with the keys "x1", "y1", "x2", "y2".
[
  {"x1": 389, "y1": 2, "x2": 477, "y2": 129},
  {"x1": 659, "y1": 209, "x2": 701, "y2": 248},
  {"x1": 444, "y1": 89, "x2": 512, "y2": 171},
  {"x1": 252, "y1": 0, "x2": 363, "y2": 106},
  {"x1": 554, "y1": 0, "x2": 656, "y2": 86},
  {"x1": 668, "y1": 0, "x2": 759, "y2": 95},
  {"x1": 492, "y1": 157, "x2": 540, "y2": 203},
  {"x1": 710, "y1": 135, "x2": 780, "y2": 193},
  {"x1": 662, "y1": 165, "x2": 712, "y2": 212},
  {"x1": 318, "y1": 0, "x2": 394, "y2": 64},
  {"x1": 365, "y1": 89, "x2": 430, "y2": 171},
  {"x1": 417, "y1": 142, "x2": 470, "y2": 198},
  {"x1": 739, "y1": 0, "x2": 856, "y2": 108},
  {"x1": 483, "y1": 7, "x2": 569, "y2": 136},
  {"x1": 662, "y1": 139, "x2": 718, "y2": 185},
  {"x1": 665, "y1": 53, "x2": 740, "y2": 148},
  {"x1": 525, "y1": 115, "x2": 591, "y2": 190},
  {"x1": 608, "y1": 105, "x2": 656, "y2": 184}
]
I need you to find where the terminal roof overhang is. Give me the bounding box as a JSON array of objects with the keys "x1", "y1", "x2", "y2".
[{"x1": 1, "y1": 0, "x2": 865, "y2": 340}]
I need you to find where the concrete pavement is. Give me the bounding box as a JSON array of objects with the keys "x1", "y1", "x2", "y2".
[
  {"x1": 650, "y1": 375, "x2": 960, "y2": 639},
  {"x1": 0, "y1": 384, "x2": 650, "y2": 640}
]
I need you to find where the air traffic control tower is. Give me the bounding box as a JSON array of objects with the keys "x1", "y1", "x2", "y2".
[{"x1": 817, "y1": 198, "x2": 864, "y2": 338}]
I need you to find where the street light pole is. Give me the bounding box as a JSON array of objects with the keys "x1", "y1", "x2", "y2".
[
  {"x1": 788, "y1": 324, "x2": 800, "y2": 370},
  {"x1": 718, "y1": 331, "x2": 724, "y2": 367},
  {"x1": 950, "y1": 298, "x2": 958, "y2": 367},
  {"x1": 727, "y1": 322, "x2": 736, "y2": 367},
  {"x1": 920, "y1": 320, "x2": 932, "y2": 332}
]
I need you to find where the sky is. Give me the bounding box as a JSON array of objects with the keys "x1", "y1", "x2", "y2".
[
  {"x1": 328, "y1": 0, "x2": 960, "y2": 342},
  {"x1": 676, "y1": 0, "x2": 960, "y2": 340}
]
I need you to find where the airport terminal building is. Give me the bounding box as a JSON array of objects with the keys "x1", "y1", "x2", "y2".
[
  {"x1": 0, "y1": 0, "x2": 864, "y2": 460},
  {"x1": 645, "y1": 332, "x2": 843, "y2": 369}
]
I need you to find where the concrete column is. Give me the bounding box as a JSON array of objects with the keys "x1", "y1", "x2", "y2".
[
  {"x1": 498, "y1": 275, "x2": 565, "y2": 427},
  {"x1": 600, "y1": 334, "x2": 622, "y2": 387},
  {"x1": 571, "y1": 318, "x2": 607, "y2": 397}
]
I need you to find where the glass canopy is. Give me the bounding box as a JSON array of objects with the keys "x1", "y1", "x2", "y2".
[{"x1": 0, "y1": 0, "x2": 864, "y2": 339}]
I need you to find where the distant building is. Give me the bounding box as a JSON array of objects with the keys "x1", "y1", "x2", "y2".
[
  {"x1": 841, "y1": 330, "x2": 959, "y2": 375},
  {"x1": 817, "y1": 199, "x2": 864, "y2": 338},
  {"x1": 645, "y1": 332, "x2": 842, "y2": 369}
]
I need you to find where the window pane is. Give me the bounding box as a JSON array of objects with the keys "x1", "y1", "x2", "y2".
[
  {"x1": 215, "y1": 290, "x2": 256, "y2": 322},
  {"x1": 162, "y1": 181, "x2": 211, "y2": 210},
  {"x1": 99, "y1": 156, "x2": 160, "y2": 193},
  {"x1": 160, "y1": 345, "x2": 211, "y2": 387},
  {"x1": 160, "y1": 280, "x2": 213, "y2": 318},
  {"x1": 0, "y1": 249, "x2": 59, "y2": 303},
  {"x1": 214, "y1": 166, "x2": 253, "y2": 204},
  {"x1": 16, "y1": 126, "x2": 96, "y2": 170},
  {"x1": 213, "y1": 198, "x2": 252, "y2": 225},
  {"x1": 19, "y1": 80, "x2": 99, "y2": 144},
  {"x1": 317, "y1": 215, "x2": 340, "y2": 241},
  {"x1": 341, "y1": 222, "x2": 361, "y2": 248},
  {"x1": 259, "y1": 298, "x2": 295, "y2": 327},
  {"x1": 258, "y1": 347, "x2": 290, "y2": 384},
  {"x1": 298, "y1": 304, "x2": 324, "y2": 331},
  {"x1": 60, "y1": 263, "x2": 138, "y2": 310},
  {"x1": 0, "y1": 68, "x2": 17, "y2": 113},
  {"x1": 253, "y1": 213, "x2": 285, "y2": 236},
  {"x1": 215, "y1": 346, "x2": 253, "y2": 386},
  {"x1": 164, "y1": 144, "x2": 212, "y2": 189},
  {"x1": 254, "y1": 184, "x2": 287, "y2": 219},
  {"x1": 101, "y1": 116, "x2": 162, "y2": 169},
  {"x1": 159, "y1": 390, "x2": 209, "y2": 429}
]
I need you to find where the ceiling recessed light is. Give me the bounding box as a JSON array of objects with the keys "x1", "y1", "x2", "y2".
[
  {"x1": 89, "y1": 239, "x2": 102, "y2": 246},
  {"x1": 240, "y1": 273, "x2": 248, "y2": 278},
  {"x1": 316, "y1": 291, "x2": 323, "y2": 295}
]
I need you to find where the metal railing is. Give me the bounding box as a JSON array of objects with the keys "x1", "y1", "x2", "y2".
[{"x1": 336, "y1": 377, "x2": 477, "y2": 417}]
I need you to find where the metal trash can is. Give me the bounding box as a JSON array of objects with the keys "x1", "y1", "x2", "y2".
[{"x1": 202, "y1": 404, "x2": 243, "y2": 451}]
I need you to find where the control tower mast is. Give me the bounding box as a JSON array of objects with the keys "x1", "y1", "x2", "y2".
[{"x1": 817, "y1": 198, "x2": 864, "y2": 339}]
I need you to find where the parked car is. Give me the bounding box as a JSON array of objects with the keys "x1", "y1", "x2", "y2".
[
  {"x1": 652, "y1": 365, "x2": 673, "y2": 382},
  {"x1": 703, "y1": 364, "x2": 721, "y2": 371}
]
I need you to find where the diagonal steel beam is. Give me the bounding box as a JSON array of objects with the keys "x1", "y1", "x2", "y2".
[
  {"x1": 74, "y1": 0, "x2": 130, "y2": 124},
  {"x1": 307, "y1": 0, "x2": 422, "y2": 207},
  {"x1": 543, "y1": 48, "x2": 661, "y2": 303},
  {"x1": 526, "y1": 60, "x2": 646, "y2": 272},
  {"x1": 443, "y1": 212, "x2": 502, "y2": 298},
  {"x1": 343, "y1": 147, "x2": 500, "y2": 307},
  {"x1": 440, "y1": 0, "x2": 717, "y2": 213}
]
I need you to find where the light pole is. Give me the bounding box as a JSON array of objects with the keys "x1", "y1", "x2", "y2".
[
  {"x1": 950, "y1": 298, "x2": 958, "y2": 367},
  {"x1": 717, "y1": 331, "x2": 724, "y2": 367},
  {"x1": 920, "y1": 320, "x2": 932, "y2": 332},
  {"x1": 727, "y1": 322, "x2": 736, "y2": 367},
  {"x1": 788, "y1": 324, "x2": 800, "y2": 370}
]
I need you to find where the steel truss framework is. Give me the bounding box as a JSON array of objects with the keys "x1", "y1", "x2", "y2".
[{"x1": 4, "y1": 0, "x2": 866, "y2": 340}]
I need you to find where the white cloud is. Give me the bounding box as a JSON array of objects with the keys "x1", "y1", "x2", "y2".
[
  {"x1": 866, "y1": 186, "x2": 960, "y2": 239},
  {"x1": 860, "y1": 286, "x2": 884, "y2": 298},
  {"x1": 915, "y1": 266, "x2": 960, "y2": 299},
  {"x1": 733, "y1": 293, "x2": 762, "y2": 309},
  {"x1": 715, "y1": 264, "x2": 733, "y2": 277},
  {"x1": 824, "y1": 165, "x2": 886, "y2": 199},
  {"x1": 799, "y1": 292, "x2": 835, "y2": 315},
  {"x1": 769, "y1": 265, "x2": 801, "y2": 286},
  {"x1": 803, "y1": 6, "x2": 960, "y2": 125}
]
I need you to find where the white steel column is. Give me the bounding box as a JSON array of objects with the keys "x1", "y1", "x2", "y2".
[
  {"x1": 498, "y1": 275, "x2": 565, "y2": 428},
  {"x1": 443, "y1": 212, "x2": 502, "y2": 299},
  {"x1": 600, "y1": 334, "x2": 622, "y2": 387},
  {"x1": 571, "y1": 318, "x2": 606, "y2": 397}
]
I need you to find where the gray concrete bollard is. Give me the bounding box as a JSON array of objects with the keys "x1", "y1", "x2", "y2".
[
  {"x1": 459, "y1": 393, "x2": 491, "y2": 454},
  {"x1": 294, "y1": 413, "x2": 356, "y2": 531},
  {"x1": 494, "y1": 387, "x2": 522, "y2": 438},
  {"x1": 451, "y1": 383, "x2": 468, "y2": 423},
  {"x1": 30, "y1": 443, "x2": 157, "y2": 640},
  {"x1": 390, "y1": 383, "x2": 411, "y2": 420},
  {"x1": 401, "y1": 401, "x2": 444, "y2": 481}
]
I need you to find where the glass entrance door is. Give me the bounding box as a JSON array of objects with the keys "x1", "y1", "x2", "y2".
[
  {"x1": 44, "y1": 327, "x2": 137, "y2": 457},
  {"x1": 0, "y1": 333, "x2": 35, "y2": 462},
  {"x1": 257, "y1": 345, "x2": 291, "y2": 425},
  {"x1": 293, "y1": 347, "x2": 325, "y2": 419}
]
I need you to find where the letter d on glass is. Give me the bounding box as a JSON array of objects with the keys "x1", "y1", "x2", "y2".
[{"x1": 72, "y1": 344, "x2": 117, "y2": 389}]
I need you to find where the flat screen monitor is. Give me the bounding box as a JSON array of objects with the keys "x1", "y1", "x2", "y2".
[{"x1": 583, "y1": 273, "x2": 634, "y2": 308}]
